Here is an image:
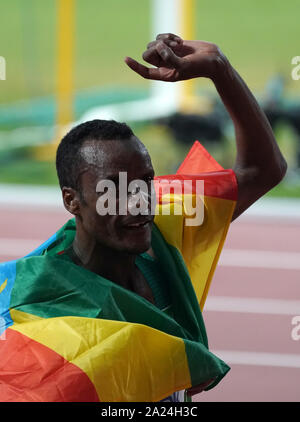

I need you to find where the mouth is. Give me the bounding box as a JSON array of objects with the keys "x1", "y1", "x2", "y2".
[{"x1": 123, "y1": 218, "x2": 154, "y2": 230}]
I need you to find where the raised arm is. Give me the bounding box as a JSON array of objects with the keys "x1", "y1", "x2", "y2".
[{"x1": 125, "y1": 33, "x2": 287, "y2": 221}]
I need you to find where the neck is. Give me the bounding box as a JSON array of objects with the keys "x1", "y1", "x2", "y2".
[{"x1": 72, "y1": 230, "x2": 137, "y2": 289}]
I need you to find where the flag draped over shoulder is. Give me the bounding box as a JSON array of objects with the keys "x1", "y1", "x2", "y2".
[{"x1": 0, "y1": 141, "x2": 237, "y2": 402}]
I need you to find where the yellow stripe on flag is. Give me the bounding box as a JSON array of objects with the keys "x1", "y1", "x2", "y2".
[
  {"x1": 10, "y1": 312, "x2": 191, "y2": 402},
  {"x1": 155, "y1": 195, "x2": 236, "y2": 309},
  {"x1": 0, "y1": 279, "x2": 7, "y2": 294}
]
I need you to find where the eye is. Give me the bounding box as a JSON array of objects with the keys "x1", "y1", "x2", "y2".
[
  {"x1": 131, "y1": 184, "x2": 140, "y2": 195},
  {"x1": 96, "y1": 186, "x2": 109, "y2": 196}
]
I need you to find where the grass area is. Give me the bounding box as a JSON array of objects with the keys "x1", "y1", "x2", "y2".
[
  {"x1": 0, "y1": 0, "x2": 151, "y2": 104},
  {"x1": 0, "y1": 157, "x2": 58, "y2": 185},
  {"x1": 0, "y1": 0, "x2": 299, "y2": 104},
  {"x1": 0, "y1": 0, "x2": 300, "y2": 197},
  {"x1": 195, "y1": 0, "x2": 300, "y2": 94},
  {"x1": 267, "y1": 181, "x2": 300, "y2": 198}
]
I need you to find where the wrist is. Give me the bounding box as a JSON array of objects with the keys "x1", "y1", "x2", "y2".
[{"x1": 209, "y1": 53, "x2": 235, "y2": 85}]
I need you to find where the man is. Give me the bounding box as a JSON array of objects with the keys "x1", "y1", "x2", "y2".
[{"x1": 0, "y1": 34, "x2": 286, "y2": 402}]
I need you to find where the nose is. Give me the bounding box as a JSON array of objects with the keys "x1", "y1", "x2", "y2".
[
  {"x1": 127, "y1": 185, "x2": 156, "y2": 216},
  {"x1": 127, "y1": 188, "x2": 149, "y2": 214}
]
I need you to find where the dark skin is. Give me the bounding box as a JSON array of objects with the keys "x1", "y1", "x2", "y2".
[
  {"x1": 125, "y1": 33, "x2": 287, "y2": 221},
  {"x1": 63, "y1": 137, "x2": 156, "y2": 304},
  {"x1": 63, "y1": 33, "x2": 287, "y2": 397}
]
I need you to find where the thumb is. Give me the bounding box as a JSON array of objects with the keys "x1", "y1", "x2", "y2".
[{"x1": 156, "y1": 41, "x2": 181, "y2": 67}]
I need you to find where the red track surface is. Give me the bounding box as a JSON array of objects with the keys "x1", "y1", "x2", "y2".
[{"x1": 0, "y1": 204, "x2": 299, "y2": 402}]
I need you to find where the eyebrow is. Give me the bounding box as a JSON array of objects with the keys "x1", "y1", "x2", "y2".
[
  {"x1": 104, "y1": 169, "x2": 155, "y2": 181},
  {"x1": 104, "y1": 174, "x2": 121, "y2": 183}
]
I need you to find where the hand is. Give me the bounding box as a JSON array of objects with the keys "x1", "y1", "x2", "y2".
[
  {"x1": 124, "y1": 33, "x2": 229, "y2": 82},
  {"x1": 186, "y1": 378, "x2": 215, "y2": 397}
]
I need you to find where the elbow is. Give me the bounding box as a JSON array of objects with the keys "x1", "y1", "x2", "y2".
[
  {"x1": 247, "y1": 156, "x2": 287, "y2": 194},
  {"x1": 234, "y1": 153, "x2": 288, "y2": 200},
  {"x1": 267, "y1": 156, "x2": 288, "y2": 188},
  {"x1": 254, "y1": 155, "x2": 288, "y2": 196}
]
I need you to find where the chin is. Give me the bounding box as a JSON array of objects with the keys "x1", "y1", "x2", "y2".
[
  {"x1": 125, "y1": 240, "x2": 151, "y2": 255},
  {"x1": 121, "y1": 232, "x2": 152, "y2": 255},
  {"x1": 117, "y1": 224, "x2": 153, "y2": 255}
]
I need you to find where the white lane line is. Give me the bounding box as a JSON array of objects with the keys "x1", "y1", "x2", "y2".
[
  {"x1": 212, "y1": 350, "x2": 300, "y2": 368},
  {"x1": 0, "y1": 184, "x2": 62, "y2": 209},
  {"x1": 240, "y1": 197, "x2": 300, "y2": 220},
  {"x1": 0, "y1": 186, "x2": 300, "y2": 219},
  {"x1": 0, "y1": 238, "x2": 44, "y2": 257},
  {"x1": 1, "y1": 239, "x2": 300, "y2": 270},
  {"x1": 204, "y1": 296, "x2": 300, "y2": 316},
  {"x1": 219, "y1": 249, "x2": 300, "y2": 270}
]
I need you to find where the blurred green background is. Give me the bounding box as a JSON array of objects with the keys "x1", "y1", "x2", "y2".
[{"x1": 0, "y1": 0, "x2": 300, "y2": 198}]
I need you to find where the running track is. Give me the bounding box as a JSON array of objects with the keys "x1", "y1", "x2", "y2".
[{"x1": 0, "y1": 186, "x2": 299, "y2": 402}]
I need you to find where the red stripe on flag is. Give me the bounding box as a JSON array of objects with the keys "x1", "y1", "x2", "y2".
[
  {"x1": 0, "y1": 328, "x2": 100, "y2": 402},
  {"x1": 176, "y1": 141, "x2": 224, "y2": 174},
  {"x1": 155, "y1": 169, "x2": 237, "y2": 201}
]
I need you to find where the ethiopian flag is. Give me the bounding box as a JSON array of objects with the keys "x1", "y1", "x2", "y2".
[{"x1": 0, "y1": 141, "x2": 237, "y2": 402}]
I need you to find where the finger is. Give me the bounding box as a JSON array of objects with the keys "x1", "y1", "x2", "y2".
[
  {"x1": 143, "y1": 43, "x2": 181, "y2": 68},
  {"x1": 147, "y1": 38, "x2": 182, "y2": 50},
  {"x1": 155, "y1": 41, "x2": 181, "y2": 67},
  {"x1": 142, "y1": 45, "x2": 162, "y2": 67},
  {"x1": 156, "y1": 33, "x2": 183, "y2": 43},
  {"x1": 124, "y1": 56, "x2": 162, "y2": 80},
  {"x1": 147, "y1": 40, "x2": 158, "y2": 49}
]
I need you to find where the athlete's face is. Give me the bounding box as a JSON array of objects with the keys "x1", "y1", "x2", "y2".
[{"x1": 64, "y1": 137, "x2": 155, "y2": 254}]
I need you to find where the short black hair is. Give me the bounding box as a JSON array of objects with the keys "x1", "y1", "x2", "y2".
[{"x1": 56, "y1": 119, "x2": 135, "y2": 191}]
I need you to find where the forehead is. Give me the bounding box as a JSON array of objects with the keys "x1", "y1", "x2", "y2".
[{"x1": 79, "y1": 137, "x2": 153, "y2": 182}]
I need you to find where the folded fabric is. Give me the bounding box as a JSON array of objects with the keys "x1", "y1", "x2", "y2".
[{"x1": 0, "y1": 141, "x2": 237, "y2": 402}]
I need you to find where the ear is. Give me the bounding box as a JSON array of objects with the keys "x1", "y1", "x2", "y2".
[{"x1": 62, "y1": 187, "x2": 81, "y2": 216}]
